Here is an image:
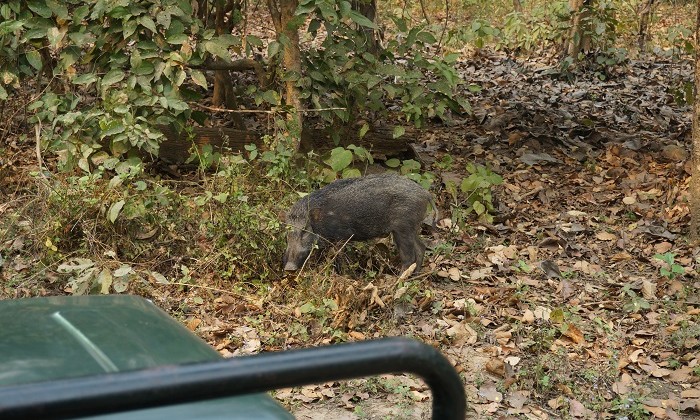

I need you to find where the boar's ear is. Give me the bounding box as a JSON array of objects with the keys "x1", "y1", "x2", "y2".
[{"x1": 310, "y1": 207, "x2": 322, "y2": 222}]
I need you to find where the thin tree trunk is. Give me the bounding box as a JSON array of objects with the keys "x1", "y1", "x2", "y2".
[
  {"x1": 566, "y1": 0, "x2": 591, "y2": 60},
  {"x1": 267, "y1": 0, "x2": 303, "y2": 148},
  {"x1": 638, "y1": 0, "x2": 655, "y2": 52},
  {"x1": 512, "y1": 0, "x2": 522, "y2": 13},
  {"x1": 353, "y1": 0, "x2": 380, "y2": 53},
  {"x1": 212, "y1": 0, "x2": 228, "y2": 107},
  {"x1": 690, "y1": 0, "x2": 700, "y2": 243}
]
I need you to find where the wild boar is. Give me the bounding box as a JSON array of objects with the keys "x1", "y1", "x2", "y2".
[{"x1": 283, "y1": 173, "x2": 434, "y2": 273}]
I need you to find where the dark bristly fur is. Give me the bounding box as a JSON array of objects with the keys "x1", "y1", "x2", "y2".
[{"x1": 283, "y1": 173, "x2": 433, "y2": 272}]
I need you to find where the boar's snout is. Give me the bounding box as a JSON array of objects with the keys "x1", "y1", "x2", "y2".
[{"x1": 282, "y1": 228, "x2": 314, "y2": 271}]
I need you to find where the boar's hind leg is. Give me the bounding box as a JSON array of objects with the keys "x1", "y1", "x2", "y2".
[
  {"x1": 412, "y1": 235, "x2": 426, "y2": 271},
  {"x1": 393, "y1": 230, "x2": 425, "y2": 273}
]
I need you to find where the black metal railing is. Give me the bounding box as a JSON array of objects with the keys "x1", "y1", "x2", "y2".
[{"x1": 0, "y1": 337, "x2": 466, "y2": 419}]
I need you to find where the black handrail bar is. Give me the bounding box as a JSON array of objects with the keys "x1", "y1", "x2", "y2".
[{"x1": 0, "y1": 337, "x2": 466, "y2": 419}]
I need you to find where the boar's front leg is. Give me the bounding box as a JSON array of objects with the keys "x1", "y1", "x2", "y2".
[{"x1": 392, "y1": 228, "x2": 426, "y2": 273}]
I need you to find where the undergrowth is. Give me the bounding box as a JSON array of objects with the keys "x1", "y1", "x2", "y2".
[{"x1": 0, "y1": 147, "x2": 300, "y2": 297}]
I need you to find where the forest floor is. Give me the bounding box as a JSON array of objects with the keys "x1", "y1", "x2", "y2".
[
  {"x1": 2, "y1": 52, "x2": 700, "y2": 419},
  {"x1": 276, "y1": 54, "x2": 700, "y2": 418}
]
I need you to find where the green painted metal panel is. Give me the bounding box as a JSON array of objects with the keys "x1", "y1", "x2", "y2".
[{"x1": 0, "y1": 295, "x2": 292, "y2": 419}]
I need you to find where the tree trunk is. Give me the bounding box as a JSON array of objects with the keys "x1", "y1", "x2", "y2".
[
  {"x1": 638, "y1": 0, "x2": 655, "y2": 52},
  {"x1": 690, "y1": 0, "x2": 700, "y2": 243},
  {"x1": 566, "y1": 0, "x2": 592, "y2": 60},
  {"x1": 212, "y1": 0, "x2": 228, "y2": 107},
  {"x1": 512, "y1": 0, "x2": 522, "y2": 13},
  {"x1": 267, "y1": 0, "x2": 303, "y2": 149},
  {"x1": 352, "y1": 0, "x2": 380, "y2": 54},
  {"x1": 155, "y1": 125, "x2": 416, "y2": 164}
]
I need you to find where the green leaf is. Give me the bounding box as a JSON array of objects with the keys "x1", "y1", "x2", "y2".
[
  {"x1": 550, "y1": 308, "x2": 565, "y2": 323},
  {"x1": 123, "y1": 18, "x2": 138, "y2": 39},
  {"x1": 348, "y1": 10, "x2": 378, "y2": 29},
  {"x1": 108, "y1": 200, "x2": 125, "y2": 223},
  {"x1": 78, "y1": 157, "x2": 90, "y2": 172},
  {"x1": 205, "y1": 39, "x2": 231, "y2": 62},
  {"x1": 72, "y1": 73, "x2": 97, "y2": 85},
  {"x1": 25, "y1": 50, "x2": 43, "y2": 70},
  {"x1": 46, "y1": 27, "x2": 65, "y2": 48},
  {"x1": 385, "y1": 158, "x2": 400, "y2": 168},
  {"x1": 27, "y1": 0, "x2": 52, "y2": 18},
  {"x1": 100, "y1": 120, "x2": 125, "y2": 138},
  {"x1": 393, "y1": 17, "x2": 408, "y2": 32},
  {"x1": 308, "y1": 19, "x2": 321, "y2": 33},
  {"x1": 73, "y1": 5, "x2": 89, "y2": 22},
  {"x1": 342, "y1": 168, "x2": 361, "y2": 178},
  {"x1": 57, "y1": 258, "x2": 95, "y2": 273},
  {"x1": 299, "y1": 302, "x2": 315, "y2": 314},
  {"x1": 261, "y1": 90, "x2": 280, "y2": 105},
  {"x1": 166, "y1": 33, "x2": 188, "y2": 44},
  {"x1": 0, "y1": 5, "x2": 10, "y2": 20},
  {"x1": 0, "y1": 85, "x2": 7, "y2": 100},
  {"x1": 296, "y1": 2, "x2": 316, "y2": 15},
  {"x1": 138, "y1": 15, "x2": 157, "y2": 33},
  {"x1": 102, "y1": 69, "x2": 125, "y2": 87},
  {"x1": 399, "y1": 159, "x2": 421, "y2": 174},
  {"x1": 156, "y1": 10, "x2": 171, "y2": 29},
  {"x1": 461, "y1": 176, "x2": 481, "y2": 193},
  {"x1": 112, "y1": 273, "x2": 130, "y2": 293},
  {"x1": 338, "y1": 0, "x2": 351, "y2": 17},
  {"x1": 0, "y1": 20, "x2": 23, "y2": 35},
  {"x1": 317, "y1": 2, "x2": 337, "y2": 21},
  {"x1": 324, "y1": 147, "x2": 353, "y2": 172},
  {"x1": 359, "y1": 123, "x2": 369, "y2": 139},
  {"x1": 45, "y1": 0, "x2": 68, "y2": 19},
  {"x1": 416, "y1": 31, "x2": 437, "y2": 44},
  {"x1": 472, "y1": 200, "x2": 486, "y2": 215},
  {"x1": 246, "y1": 35, "x2": 262, "y2": 47},
  {"x1": 392, "y1": 126, "x2": 405, "y2": 139},
  {"x1": 132, "y1": 61, "x2": 154, "y2": 76},
  {"x1": 213, "y1": 192, "x2": 228, "y2": 203},
  {"x1": 165, "y1": 97, "x2": 188, "y2": 111},
  {"x1": 68, "y1": 268, "x2": 96, "y2": 295},
  {"x1": 189, "y1": 69, "x2": 207, "y2": 89},
  {"x1": 268, "y1": 40, "x2": 281, "y2": 58},
  {"x1": 150, "y1": 271, "x2": 169, "y2": 284}
]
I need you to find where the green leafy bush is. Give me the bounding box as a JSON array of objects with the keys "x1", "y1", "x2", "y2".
[
  {"x1": 296, "y1": 0, "x2": 469, "y2": 129},
  {"x1": 445, "y1": 163, "x2": 502, "y2": 225},
  {"x1": 1, "y1": 0, "x2": 239, "y2": 168},
  {"x1": 498, "y1": 2, "x2": 571, "y2": 52}
]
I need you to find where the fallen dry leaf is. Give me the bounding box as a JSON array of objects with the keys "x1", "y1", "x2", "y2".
[
  {"x1": 485, "y1": 358, "x2": 506, "y2": 377},
  {"x1": 348, "y1": 331, "x2": 365, "y2": 340},
  {"x1": 612, "y1": 373, "x2": 634, "y2": 394},
  {"x1": 478, "y1": 383, "x2": 503, "y2": 403},
  {"x1": 642, "y1": 280, "x2": 657, "y2": 300},
  {"x1": 506, "y1": 390, "x2": 529, "y2": 410},
  {"x1": 681, "y1": 389, "x2": 700, "y2": 398},
  {"x1": 596, "y1": 231, "x2": 617, "y2": 241},
  {"x1": 186, "y1": 317, "x2": 201, "y2": 331},
  {"x1": 444, "y1": 319, "x2": 478, "y2": 346},
  {"x1": 569, "y1": 398, "x2": 594, "y2": 417},
  {"x1": 561, "y1": 323, "x2": 585, "y2": 344}
]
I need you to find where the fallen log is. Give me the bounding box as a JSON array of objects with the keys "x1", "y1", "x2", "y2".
[{"x1": 156, "y1": 125, "x2": 414, "y2": 164}]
